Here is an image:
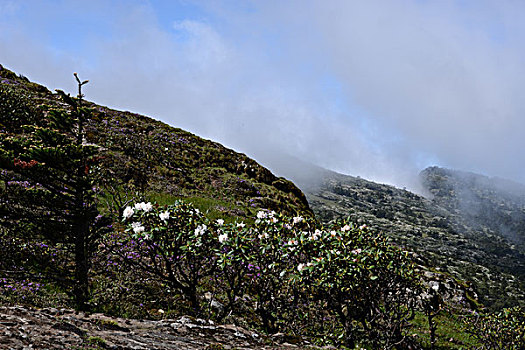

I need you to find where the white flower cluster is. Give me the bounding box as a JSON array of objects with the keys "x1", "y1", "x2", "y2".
[
  {"x1": 256, "y1": 210, "x2": 277, "y2": 223},
  {"x1": 287, "y1": 239, "x2": 298, "y2": 250},
  {"x1": 218, "y1": 233, "x2": 228, "y2": 243},
  {"x1": 309, "y1": 229, "x2": 322, "y2": 241},
  {"x1": 122, "y1": 202, "x2": 153, "y2": 220},
  {"x1": 123, "y1": 206, "x2": 134, "y2": 219},
  {"x1": 297, "y1": 262, "x2": 314, "y2": 272},
  {"x1": 293, "y1": 216, "x2": 303, "y2": 224},
  {"x1": 135, "y1": 202, "x2": 153, "y2": 212},
  {"x1": 256, "y1": 211, "x2": 268, "y2": 219},
  {"x1": 131, "y1": 222, "x2": 145, "y2": 234},
  {"x1": 194, "y1": 224, "x2": 207, "y2": 236},
  {"x1": 341, "y1": 224, "x2": 351, "y2": 232},
  {"x1": 330, "y1": 249, "x2": 341, "y2": 256},
  {"x1": 216, "y1": 219, "x2": 224, "y2": 226},
  {"x1": 257, "y1": 231, "x2": 269, "y2": 239},
  {"x1": 159, "y1": 211, "x2": 170, "y2": 221}
]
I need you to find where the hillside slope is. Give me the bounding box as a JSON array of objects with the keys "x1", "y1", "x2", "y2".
[
  {"x1": 303, "y1": 167, "x2": 525, "y2": 309},
  {"x1": 0, "y1": 64, "x2": 311, "y2": 220},
  {"x1": 421, "y1": 166, "x2": 525, "y2": 249}
]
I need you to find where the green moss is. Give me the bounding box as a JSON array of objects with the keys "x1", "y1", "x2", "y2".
[
  {"x1": 85, "y1": 336, "x2": 107, "y2": 349},
  {"x1": 95, "y1": 318, "x2": 119, "y2": 328},
  {"x1": 205, "y1": 344, "x2": 226, "y2": 350}
]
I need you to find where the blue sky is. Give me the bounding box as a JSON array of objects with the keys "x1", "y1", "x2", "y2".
[{"x1": 1, "y1": 0, "x2": 525, "y2": 189}]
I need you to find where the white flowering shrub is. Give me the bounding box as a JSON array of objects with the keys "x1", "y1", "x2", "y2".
[
  {"x1": 238, "y1": 211, "x2": 314, "y2": 331},
  {"x1": 210, "y1": 220, "x2": 255, "y2": 317},
  {"x1": 120, "y1": 200, "x2": 219, "y2": 310},
  {"x1": 198, "y1": 210, "x2": 313, "y2": 328},
  {"x1": 117, "y1": 201, "x2": 420, "y2": 347}
]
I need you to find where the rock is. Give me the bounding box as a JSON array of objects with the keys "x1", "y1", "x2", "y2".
[{"x1": 0, "y1": 305, "x2": 321, "y2": 349}]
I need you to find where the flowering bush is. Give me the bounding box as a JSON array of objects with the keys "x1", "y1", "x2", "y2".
[
  {"x1": 295, "y1": 220, "x2": 420, "y2": 347},
  {"x1": 116, "y1": 201, "x2": 420, "y2": 346},
  {"x1": 119, "y1": 200, "x2": 219, "y2": 311},
  {"x1": 209, "y1": 219, "x2": 252, "y2": 315},
  {"x1": 239, "y1": 211, "x2": 312, "y2": 331}
]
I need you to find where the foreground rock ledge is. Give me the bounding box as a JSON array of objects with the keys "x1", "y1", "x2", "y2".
[{"x1": 0, "y1": 305, "x2": 330, "y2": 350}]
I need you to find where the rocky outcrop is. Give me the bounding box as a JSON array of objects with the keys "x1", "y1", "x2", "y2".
[{"x1": 0, "y1": 305, "x2": 324, "y2": 350}]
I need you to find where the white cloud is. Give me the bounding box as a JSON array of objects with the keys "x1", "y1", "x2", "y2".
[
  {"x1": 1, "y1": 0, "x2": 525, "y2": 189},
  {"x1": 239, "y1": 0, "x2": 525, "y2": 184}
]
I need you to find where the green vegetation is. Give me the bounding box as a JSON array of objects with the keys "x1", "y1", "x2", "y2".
[
  {"x1": 462, "y1": 306, "x2": 525, "y2": 349},
  {"x1": 411, "y1": 309, "x2": 478, "y2": 349},
  {"x1": 306, "y1": 170, "x2": 525, "y2": 310},
  {"x1": 1, "y1": 64, "x2": 525, "y2": 348},
  {"x1": 0, "y1": 75, "x2": 110, "y2": 310},
  {"x1": 113, "y1": 201, "x2": 421, "y2": 348},
  {"x1": 85, "y1": 336, "x2": 107, "y2": 349}
]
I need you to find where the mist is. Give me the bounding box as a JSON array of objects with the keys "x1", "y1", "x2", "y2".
[{"x1": 1, "y1": 0, "x2": 524, "y2": 191}]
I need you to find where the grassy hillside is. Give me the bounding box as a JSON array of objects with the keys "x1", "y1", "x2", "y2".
[{"x1": 0, "y1": 64, "x2": 311, "y2": 221}]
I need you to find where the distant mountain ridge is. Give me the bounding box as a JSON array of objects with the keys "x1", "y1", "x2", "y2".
[
  {"x1": 300, "y1": 165, "x2": 525, "y2": 309},
  {"x1": 421, "y1": 166, "x2": 525, "y2": 247}
]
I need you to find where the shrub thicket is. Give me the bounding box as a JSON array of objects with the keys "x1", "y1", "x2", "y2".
[
  {"x1": 463, "y1": 306, "x2": 525, "y2": 349},
  {"x1": 109, "y1": 200, "x2": 420, "y2": 348}
]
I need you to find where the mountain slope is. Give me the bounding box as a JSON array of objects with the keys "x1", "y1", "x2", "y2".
[
  {"x1": 302, "y1": 167, "x2": 525, "y2": 309},
  {"x1": 0, "y1": 64, "x2": 311, "y2": 220},
  {"x1": 421, "y1": 166, "x2": 525, "y2": 249},
  {"x1": 3, "y1": 63, "x2": 523, "y2": 312}
]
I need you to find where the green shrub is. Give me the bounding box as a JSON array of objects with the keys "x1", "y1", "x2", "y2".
[
  {"x1": 114, "y1": 201, "x2": 421, "y2": 347},
  {"x1": 463, "y1": 307, "x2": 525, "y2": 349}
]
